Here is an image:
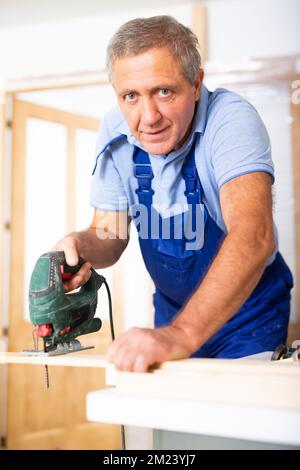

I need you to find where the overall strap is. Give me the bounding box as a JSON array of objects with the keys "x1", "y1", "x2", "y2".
[
  {"x1": 182, "y1": 136, "x2": 206, "y2": 233},
  {"x1": 181, "y1": 136, "x2": 204, "y2": 205},
  {"x1": 133, "y1": 146, "x2": 154, "y2": 206}
]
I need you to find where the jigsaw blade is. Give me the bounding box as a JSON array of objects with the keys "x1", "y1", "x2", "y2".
[{"x1": 43, "y1": 338, "x2": 50, "y2": 389}]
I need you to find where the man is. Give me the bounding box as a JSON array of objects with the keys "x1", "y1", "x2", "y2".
[{"x1": 52, "y1": 16, "x2": 293, "y2": 371}]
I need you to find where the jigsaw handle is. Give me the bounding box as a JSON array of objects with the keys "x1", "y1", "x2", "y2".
[
  {"x1": 58, "y1": 252, "x2": 86, "y2": 281},
  {"x1": 56, "y1": 251, "x2": 103, "y2": 290}
]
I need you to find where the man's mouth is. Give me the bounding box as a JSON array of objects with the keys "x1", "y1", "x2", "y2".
[{"x1": 140, "y1": 126, "x2": 170, "y2": 140}]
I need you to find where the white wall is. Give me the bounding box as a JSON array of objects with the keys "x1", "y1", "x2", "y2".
[
  {"x1": 0, "y1": 0, "x2": 188, "y2": 28},
  {"x1": 207, "y1": 0, "x2": 300, "y2": 63},
  {"x1": 0, "y1": 3, "x2": 192, "y2": 83}
]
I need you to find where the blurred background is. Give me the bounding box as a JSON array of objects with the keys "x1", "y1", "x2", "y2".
[{"x1": 0, "y1": 0, "x2": 299, "y2": 450}]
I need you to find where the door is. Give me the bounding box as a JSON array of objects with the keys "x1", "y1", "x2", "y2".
[{"x1": 7, "y1": 99, "x2": 124, "y2": 449}]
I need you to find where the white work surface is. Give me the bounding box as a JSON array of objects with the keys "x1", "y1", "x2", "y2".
[
  {"x1": 87, "y1": 388, "x2": 300, "y2": 448},
  {"x1": 87, "y1": 354, "x2": 300, "y2": 449}
]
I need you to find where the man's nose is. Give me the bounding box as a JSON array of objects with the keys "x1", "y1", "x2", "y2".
[{"x1": 140, "y1": 98, "x2": 162, "y2": 127}]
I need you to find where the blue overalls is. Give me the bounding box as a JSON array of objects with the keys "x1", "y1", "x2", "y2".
[{"x1": 132, "y1": 138, "x2": 293, "y2": 358}]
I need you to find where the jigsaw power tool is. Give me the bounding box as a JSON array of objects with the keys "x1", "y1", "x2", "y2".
[
  {"x1": 23, "y1": 251, "x2": 103, "y2": 358},
  {"x1": 271, "y1": 343, "x2": 300, "y2": 363}
]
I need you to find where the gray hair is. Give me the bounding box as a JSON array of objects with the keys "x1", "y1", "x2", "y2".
[{"x1": 106, "y1": 15, "x2": 202, "y2": 85}]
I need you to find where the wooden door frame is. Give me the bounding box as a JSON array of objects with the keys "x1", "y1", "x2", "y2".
[
  {"x1": 290, "y1": 86, "x2": 300, "y2": 342},
  {"x1": 192, "y1": 3, "x2": 208, "y2": 65},
  {"x1": 0, "y1": 94, "x2": 5, "y2": 342},
  {"x1": 0, "y1": 91, "x2": 6, "y2": 448}
]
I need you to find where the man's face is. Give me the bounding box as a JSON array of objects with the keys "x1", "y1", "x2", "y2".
[{"x1": 113, "y1": 47, "x2": 203, "y2": 155}]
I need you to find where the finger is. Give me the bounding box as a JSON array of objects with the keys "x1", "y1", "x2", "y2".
[
  {"x1": 63, "y1": 262, "x2": 92, "y2": 292},
  {"x1": 63, "y1": 238, "x2": 79, "y2": 266},
  {"x1": 50, "y1": 237, "x2": 79, "y2": 266},
  {"x1": 106, "y1": 336, "x2": 128, "y2": 361},
  {"x1": 113, "y1": 353, "x2": 135, "y2": 372},
  {"x1": 107, "y1": 333, "x2": 150, "y2": 372},
  {"x1": 133, "y1": 354, "x2": 149, "y2": 373},
  {"x1": 106, "y1": 328, "x2": 141, "y2": 361},
  {"x1": 110, "y1": 341, "x2": 138, "y2": 371}
]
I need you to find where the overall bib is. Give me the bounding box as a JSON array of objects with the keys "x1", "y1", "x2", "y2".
[{"x1": 132, "y1": 139, "x2": 293, "y2": 358}]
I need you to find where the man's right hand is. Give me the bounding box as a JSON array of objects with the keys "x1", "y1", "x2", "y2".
[
  {"x1": 50, "y1": 209, "x2": 130, "y2": 292},
  {"x1": 51, "y1": 235, "x2": 92, "y2": 293}
]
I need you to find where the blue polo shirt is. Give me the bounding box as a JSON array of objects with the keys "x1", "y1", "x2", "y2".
[{"x1": 90, "y1": 84, "x2": 276, "y2": 247}]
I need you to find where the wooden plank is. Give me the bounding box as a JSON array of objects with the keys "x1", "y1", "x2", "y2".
[
  {"x1": 155, "y1": 356, "x2": 298, "y2": 373},
  {"x1": 0, "y1": 352, "x2": 107, "y2": 368},
  {"x1": 2, "y1": 351, "x2": 300, "y2": 411},
  {"x1": 2, "y1": 352, "x2": 297, "y2": 375},
  {"x1": 107, "y1": 359, "x2": 300, "y2": 411},
  {"x1": 105, "y1": 357, "x2": 299, "y2": 387}
]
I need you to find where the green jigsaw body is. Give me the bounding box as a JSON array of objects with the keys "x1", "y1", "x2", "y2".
[{"x1": 28, "y1": 251, "x2": 102, "y2": 348}]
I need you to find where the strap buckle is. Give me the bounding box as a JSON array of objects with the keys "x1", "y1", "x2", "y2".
[
  {"x1": 134, "y1": 164, "x2": 154, "y2": 179},
  {"x1": 135, "y1": 188, "x2": 154, "y2": 196},
  {"x1": 182, "y1": 165, "x2": 197, "y2": 181}
]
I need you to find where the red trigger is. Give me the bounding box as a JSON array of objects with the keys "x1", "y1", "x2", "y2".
[{"x1": 60, "y1": 265, "x2": 73, "y2": 281}]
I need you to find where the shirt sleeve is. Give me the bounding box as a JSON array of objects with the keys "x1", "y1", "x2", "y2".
[
  {"x1": 90, "y1": 147, "x2": 129, "y2": 212},
  {"x1": 209, "y1": 100, "x2": 274, "y2": 189}
]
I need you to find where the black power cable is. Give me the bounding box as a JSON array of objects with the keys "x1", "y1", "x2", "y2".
[{"x1": 102, "y1": 277, "x2": 126, "y2": 451}]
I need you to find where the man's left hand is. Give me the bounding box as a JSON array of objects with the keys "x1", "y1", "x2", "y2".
[{"x1": 106, "y1": 325, "x2": 193, "y2": 372}]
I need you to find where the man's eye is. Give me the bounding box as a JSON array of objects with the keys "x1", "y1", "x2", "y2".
[
  {"x1": 159, "y1": 88, "x2": 171, "y2": 97},
  {"x1": 125, "y1": 93, "x2": 136, "y2": 102}
]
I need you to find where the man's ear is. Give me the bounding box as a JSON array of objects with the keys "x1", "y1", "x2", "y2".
[{"x1": 194, "y1": 69, "x2": 204, "y2": 101}]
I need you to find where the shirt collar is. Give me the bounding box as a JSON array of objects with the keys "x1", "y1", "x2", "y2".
[
  {"x1": 113, "y1": 114, "x2": 133, "y2": 141},
  {"x1": 192, "y1": 83, "x2": 210, "y2": 136}
]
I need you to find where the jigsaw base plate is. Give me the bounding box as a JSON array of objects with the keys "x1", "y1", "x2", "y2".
[{"x1": 22, "y1": 342, "x2": 94, "y2": 357}]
